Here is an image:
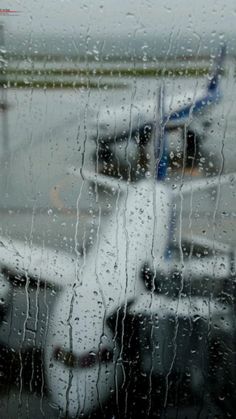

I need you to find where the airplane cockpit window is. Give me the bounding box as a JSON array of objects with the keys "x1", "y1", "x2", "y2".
[{"x1": 0, "y1": 1, "x2": 235, "y2": 418}]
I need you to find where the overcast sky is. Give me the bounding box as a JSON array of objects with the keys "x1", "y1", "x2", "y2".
[{"x1": 2, "y1": 0, "x2": 236, "y2": 39}]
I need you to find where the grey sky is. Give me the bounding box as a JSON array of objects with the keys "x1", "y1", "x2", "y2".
[{"x1": 3, "y1": 0, "x2": 236, "y2": 39}]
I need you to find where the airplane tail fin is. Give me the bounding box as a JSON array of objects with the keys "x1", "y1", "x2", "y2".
[
  {"x1": 156, "y1": 85, "x2": 168, "y2": 181},
  {"x1": 207, "y1": 44, "x2": 226, "y2": 94},
  {"x1": 167, "y1": 43, "x2": 226, "y2": 125}
]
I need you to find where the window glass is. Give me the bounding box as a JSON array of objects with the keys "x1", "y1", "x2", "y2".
[{"x1": 0, "y1": 1, "x2": 235, "y2": 418}]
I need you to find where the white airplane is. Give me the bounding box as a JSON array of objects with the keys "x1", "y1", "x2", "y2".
[
  {"x1": 0, "y1": 45, "x2": 233, "y2": 417},
  {"x1": 0, "y1": 169, "x2": 235, "y2": 417},
  {"x1": 89, "y1": 45, "x2": 226, "y2": 180},
  {"x1": 44, "y1": 171, "x2": 236, "y2": 418}
]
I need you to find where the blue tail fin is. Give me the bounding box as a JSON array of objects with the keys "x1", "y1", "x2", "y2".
[
  {"x1": 167, "y1": 44, "x2": 226, "y2": 124},
  {"x1": 156, "y1": 85, "x2": 168, "y2": 181},
  {"x1": 207, "y1": 44, "x2": 226, "y2": 93}
]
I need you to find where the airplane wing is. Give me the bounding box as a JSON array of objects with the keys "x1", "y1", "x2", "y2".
[
  {"x1": 0, "y1": 170, "x2": 126, "y2": 289},
  {"x1": 0, "y1": 237, "x2": 77, "y2": 288},
  {"x1": 173, "y1": 171, "x2": 236, "y2": 195}
]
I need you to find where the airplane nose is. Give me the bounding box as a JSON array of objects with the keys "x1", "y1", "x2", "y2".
[
  {"x1": 53, "y1": 345, "x2": 114, "y2": 369},
  {"x1": 47, "y1": 341, "x2": 119, "y2": 417}
]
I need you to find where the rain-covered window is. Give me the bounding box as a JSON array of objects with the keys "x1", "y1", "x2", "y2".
[{"x1": 0, "y1": 1, "x2": 235, "y2": 418}]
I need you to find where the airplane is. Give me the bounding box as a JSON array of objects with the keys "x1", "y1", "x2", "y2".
[
  {"x1": 0, "y1": 45, "x2": 234, "y2": 417},
  {"x1": 89, "y1": 48, "x2": 224, "y2": 138},
  {"x1": 43, "y1": 170, "x2": 236, "y2": 418},
  {"x1": 0, "y1": 167, "x2": 235, "y2": 417},
  {"x1": 89, "y1": 45, "x2": 226, "y2": 180}
]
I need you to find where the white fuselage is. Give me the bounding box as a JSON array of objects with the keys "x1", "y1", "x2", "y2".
[{"x1": 45, "y1": 179, "x2": 171, "y2": 417}]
